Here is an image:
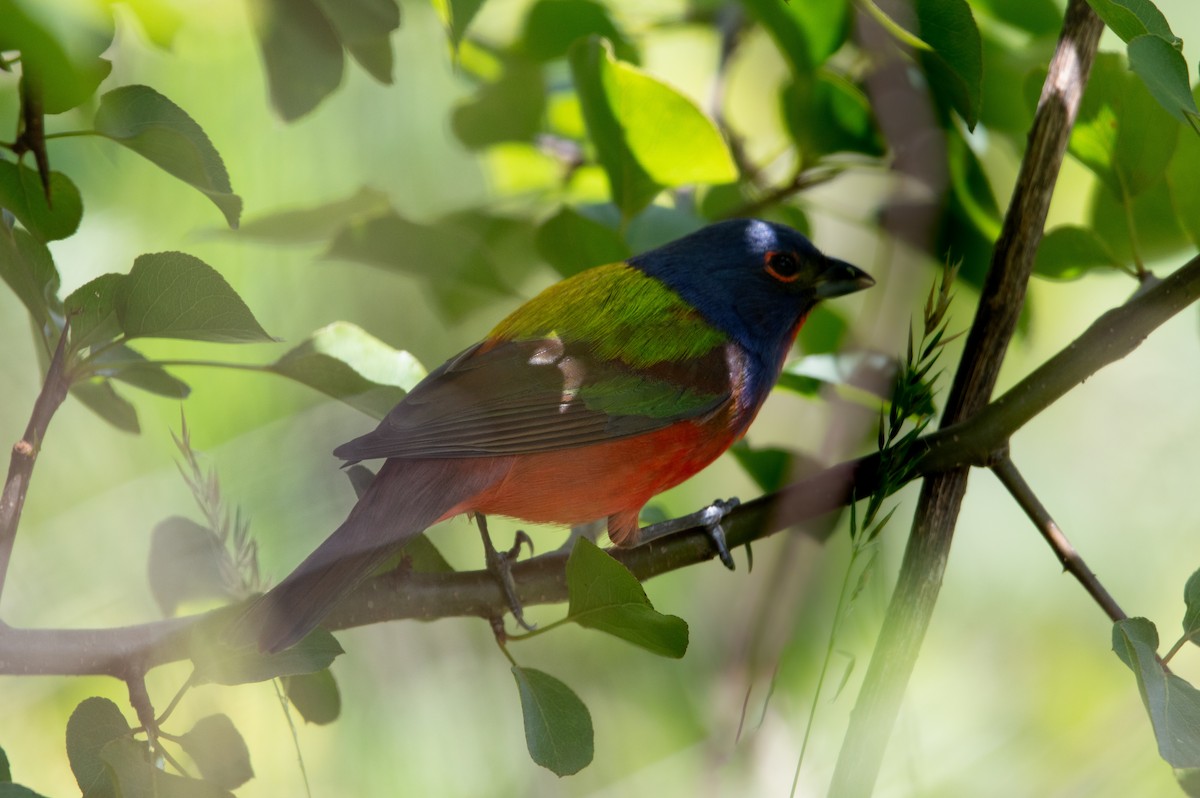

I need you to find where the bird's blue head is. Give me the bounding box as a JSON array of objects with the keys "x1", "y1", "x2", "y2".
[{"x1": 629, "y1": 219, "x2": 873, "y2": 374}]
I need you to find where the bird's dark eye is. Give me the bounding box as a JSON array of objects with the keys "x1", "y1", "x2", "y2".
[{"x1": 764, "y1": 250, "x2": 802, "y2": 283}]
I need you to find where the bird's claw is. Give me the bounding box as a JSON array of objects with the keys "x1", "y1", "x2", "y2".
[
  {"x1": 477, "y1": 515, "x2": 537, "y2": 632},
  {"x1": 700, "y1": 498, "x2": 739, "y2": 570}
]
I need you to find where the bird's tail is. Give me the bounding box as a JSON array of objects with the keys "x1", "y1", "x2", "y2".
[{"x1": 234, "y1": 457, "x2": 504, "y2": 654}]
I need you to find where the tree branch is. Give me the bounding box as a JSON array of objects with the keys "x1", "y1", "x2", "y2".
[
  {"x1": 829, "y1": 2, "x2": 1106, "y2": 795},
  {"x1": 1, "y1": 247, "x2": 1197, "y2": 678},
  {"x1": 991, "y1": 456, "x2": 1127, "y2": 623},
  {"x1": 0, "y1": 322, "x2": 72, "y2": 600}
]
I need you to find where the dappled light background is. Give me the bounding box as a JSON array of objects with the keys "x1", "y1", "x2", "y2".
[{"x1": 2, "y1": 0, "x2": 1200, "y2": 795}]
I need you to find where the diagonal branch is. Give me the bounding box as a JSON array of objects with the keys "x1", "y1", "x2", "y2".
[
  {"x1": 0, "y1": 322, "x2": 72, "y2": 601},
  {"x1": 829, "y1": 2, "x2": 1106, "y2": 795},
  {"x1": 991, "y1": 456, "x2": 1126, "y2": 624}
]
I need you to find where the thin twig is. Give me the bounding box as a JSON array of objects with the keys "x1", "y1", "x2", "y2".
[
  {"x1": 0, "y1": 321, "x2": 73, "y2": 599},
  {"x1": 991, "y1": 456, "x2": 1127, "y2": 623}
]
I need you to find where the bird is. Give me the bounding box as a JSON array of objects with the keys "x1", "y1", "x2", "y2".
[{"x1": 240, "y1": 218, "x2": 874, "y2": 653}]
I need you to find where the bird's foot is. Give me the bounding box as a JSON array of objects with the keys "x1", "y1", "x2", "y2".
[
  {"x1": 639, "y1": 497, "x2": 740, "y2": 570},
  {"x1": 477, "y1": 514, "x2": 536, "y2": 632}
]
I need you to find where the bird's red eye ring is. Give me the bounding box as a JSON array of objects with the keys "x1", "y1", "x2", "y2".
[{"x1": 765, "y1": 250, "x2": 802, "y2": 282}]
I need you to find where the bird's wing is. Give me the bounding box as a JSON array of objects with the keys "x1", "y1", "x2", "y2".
[{"x1": 333, "y1": 335, "x2": 738, "y2": 460}]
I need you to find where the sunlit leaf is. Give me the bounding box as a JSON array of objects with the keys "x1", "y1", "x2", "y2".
[
  {"x1": 569, "y1": 37, "x2": 736, "y2": 218},
  {"x1": 178, "y1": 715, "x2": 253, "y2": 789},
  {"x1": 268, "y1": 322, "x2": 425, "y2": 419},
  {"x1": 971, "y1": 0, "x2": 1061, "y2": 36},
  {"x1": 283, "y1": 669, "x2": 342, "y2": 725},
  {"x1": 116, "y1": 252, "x2": 274, "y2": 343},
  {"x1": 566, "y1": 538, "x2": 688, "y2": 658},
  {"x1": 65, "y1": 697, "x2": 130, "y2": 798},
  {"x1": 116, "y1": 0, "x2": 184, "y2": 48},
  {"x1": 798, "y1": 305, "x2": 848, "y2": 354},
  {"x1": 511, "y1": 667, "x2": 594, "y2": 776},
  {"x1": 1113, "y1": 617, "x2": 1200, "y2": 768},
  {"x1": 1034, "y1": 225, "x2": 1122, "y2": 279},
  {"x1": 0, "y1": 162, "x2": 83, "y2": 242},
  {"x1": 1090, "y1": 176, "x2": 1189, "y2": 264},
  {"x1": 148, "y1": 517, "x2": 237, "y2": 617},
  {"x1": 94, "y1": 85, "x2": 242, "y2": 228}
]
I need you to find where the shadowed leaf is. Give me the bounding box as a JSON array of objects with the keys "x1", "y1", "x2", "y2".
[
  {"x1": 116, "y1": 252, "x2": 273, "y2": 343},
  {"x1": 191, "y1": 624, "x2": 343, "y2": 685},
  {"x1": 565, "y1": 538, "x2": 688, "y2": 657},
  {"x1": 0, "y1": 162, "x2": 83, "y2": 242},
  {"x1": 148, "y1": 517, "x2": 237, "y2": 616},
  {"x1": 65, "y1": 697, "x2": 130, "y2": 798},
  {"x1": 178, "y1": 715, "x2": 253, "y2": 789},
  {"x1": 283, "y1": 669, "x2": 342, "y2": 725},
  {"x1": 1113, "y1": 617, "x2": 1200, "y2": 768},
  {"x1": 512, "y1": 667, "x2": 593, "y2": 776},
  {"x1": 95, "y1": 85, "x2": 241, "y2": 227}
]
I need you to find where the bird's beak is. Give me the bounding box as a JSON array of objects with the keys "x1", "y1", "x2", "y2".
[{"x1": 814, "y1": 257, "x2": 875, "y2": 299}]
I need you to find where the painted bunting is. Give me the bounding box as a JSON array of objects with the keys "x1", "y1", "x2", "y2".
[{"x1": 244, "y1": 218, "x2": 873, "y2": 652}]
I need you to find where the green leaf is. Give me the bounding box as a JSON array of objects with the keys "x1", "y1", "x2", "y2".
[
  {"x1": 1183, "y1": 568, "x2": 1200, "y2": 643},
  {"x1": 65, "y1": 273, "x2": 124, "y2": 351},
  {"x1": 0, "y1": 744, "x2": 9, "y2": 780},
  {"x1": 781, "y1": 71, "x2": 884, "y2": 164},
  {"x1": 535, "y1": 206, "x2": 630, "y2": 277},
  {"x1": 520, "y1": 0, "x2": 637, "y2": 63},
  {"x1": 1034, "y1": 225, "x2": 1122, "y2": 280},
  {"x1": 1084, "y1": 0, "x2": 1179, "y2": 45},
  {"x1": 312, "y1": 0, "x2": 400, "y2": 84},
  {"x1": 798, "y1": 305, "x2": 848, "y2": 354},
  {"x1": 235, "y1": 186, "x2": 392, "y2": 244},
  {"x1": 0, "y1": 0, "x2": 114, "y2": 113},
  {"x1": 191, "y1": 624, "x2": 344, "y2": 685},
  {"x1": 324, "y1": 212, "x2": 512, "y2": 296},
  {"x1": 1068, "y1": 53, "x2": 1179, "y2": 198},
  {"x1": 511, "y1": 667, "x2": 594, "y2": 776},
  {"x1": 1168, "y1": 87, "x2": 1200, "y2": 248},
  {"x1": 268, "y1": 322, "x2": 425, "y2": 420},
  {"x1": 116, "y1": 252, "x2": 274, "y2": 343},
  {"x1": 0, "y1": 224, "x2": 61, "y2": 330},
  {"x1": 0, "y1": 786, "x2": 51, "y2": 798},
  {"x1": 569, "y1": 37, "x2": 736, "y2": 218},
  {"x1": 1090, "y1": 176, "x2": 1189, "y2": 264},
  {"x1": 248, "y1": 0, "x2": 343, "y2": 121},
  {"x1": 90, "y1": 346, "x2": 191, "y2": 399},
  {"x1": 94, "y1": 85, "x2": 242, "y2": 228},
  {"x1": 148, "y1": 517, "x2": 237, "y2": 617},
  {"x1": 1113, "y1": 617, "x2": 1200, "y2": 768},
  {"x1": 915, "y1": 0, "x2": 984, "y2": 129},
  {"x1": 99, "y1": 737, "x2": 233, "y2": 798},
  {"x1": 282, "y1": 669, "x2": 342, "y2": 725},
  {"x1": 445, "y1": 0, "x2": 487, "y2": 46},
  {"x1": 565, "y1": 537, "x2": 689, "y2": 658},
  {"x1": 71, "y1": 380, "x2": 140, "y2": 434},
  {"x1": 178, "y1": 715, "x2": 253, "y2": 789},
  {"x1": 729, "y1": 442, "x2": 808, "y2": 493},
  {"x1": 65, "y1": 697, "x2": 130, "y2": 798},
  {"x1": 1178, "y1": 768, "x2": 1200, "y2": 797},
  {"x1": 742, "y1": 0, "x2": 848, "y2": 76},
  {"x1": 971, "y1": 0, "x2": 1062, "y2": 36},
  {"x1": 0, "y1": 161, "x2": 83, "y2": 242},
  {"x1": 1127, "y1": 34, "x2": 1200, "y2": 126},
  {"x1": 452, "y1": 57, "x2": 546, "y2": 149}
]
